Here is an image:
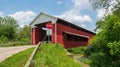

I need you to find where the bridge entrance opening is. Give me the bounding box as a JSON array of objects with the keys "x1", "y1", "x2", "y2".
[{"x1": 35, "y1": 22, "x2": 52, "y2": 42}]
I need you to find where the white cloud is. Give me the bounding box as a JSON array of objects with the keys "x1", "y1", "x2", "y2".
[
  {"x1": 97, "y1": 9, "x2": 105, "y2": 19},
  {"x1": 57, "y1": 1, "x2": 62, "y2": 5},
  {"x1": 9, "y1": 10, "x2": 36, "y2": 27},
  {"x1": 58, "y1": 13, "x2": 92, "y2": 23},
  {"x1": 57, "y1": 0, "x2": 93, "y2": 28},
  {"x1": 81, "y1": 24, "x2": 87, "y2": 29},
  {"x1": 73, "y1": 0, "x2": 92, "y2": 10},
  {"x1": 0, "y1": 11, "x2": 3, "y2": 17}
]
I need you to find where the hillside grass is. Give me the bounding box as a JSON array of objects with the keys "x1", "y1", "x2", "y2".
[
  {"x1": 34, "y1": 43, "x2": 81, "y2": 67},
  {"x1": 0, "y1": 47, "x2": 34, "y2": 67}
]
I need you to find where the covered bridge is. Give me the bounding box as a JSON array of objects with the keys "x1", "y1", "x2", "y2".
[{"x1": 30, "y1": 12, "x2": 95, "y2": 48}]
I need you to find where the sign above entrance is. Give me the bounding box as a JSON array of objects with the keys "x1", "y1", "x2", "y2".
[{"x1": 46, "y1": 21, "x2": 53, "y2": 29}]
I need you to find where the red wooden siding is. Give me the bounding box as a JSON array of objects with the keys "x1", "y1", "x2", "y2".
[
  {"x1": 52, "y1": 24, "x2": 55, "y2": 43},
  {"x1": 54, "y1": 23, "x2": 94, "y2": 48},
  {"x1": 32, "y1": 27, "x2": 40, "y2": 45}
]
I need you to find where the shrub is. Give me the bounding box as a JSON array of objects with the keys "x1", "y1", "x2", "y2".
[
  {"x1": 67, "y1": 46, "x2": 87, "y2": 54},
  {"x1": 0, "y1": 36, "x2": 8, "y2": 44},
  {"x1": 107, "y1": 41, "x2": 120, "y2": 56},
  {"x1": 85, "y1": 15, "x2": 120, "y2": 67},
  {"x1": 20, "y1": 38, "x2": 30, "y2": 42}
]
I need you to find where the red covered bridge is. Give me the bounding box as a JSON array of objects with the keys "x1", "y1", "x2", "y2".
[{"x1": 30, "y1": 12, "x2": 95, "y2": 48}]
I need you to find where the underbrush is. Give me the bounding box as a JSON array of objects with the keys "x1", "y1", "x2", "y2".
[
  {"x1": 67, "y1": 46, "x2": 87, "y2": 54},
  {"x1": 34, "y1": 43, "x2": 81, "y2": 67}
]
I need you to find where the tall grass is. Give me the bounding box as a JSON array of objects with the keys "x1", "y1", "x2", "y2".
[
  {"x1": 67, "y1": 46, "x2": 87, "y2": 54},
  {"x1": 0, "y1": 47, "x2": 34, "y2": 67},
  {"x1": 34, "y1": 43, "x2": 81, "y2": 67}
]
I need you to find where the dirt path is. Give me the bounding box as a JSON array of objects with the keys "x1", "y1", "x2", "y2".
[{"x1": 0, "y1": 45, "x2": 36, "y2": 62}]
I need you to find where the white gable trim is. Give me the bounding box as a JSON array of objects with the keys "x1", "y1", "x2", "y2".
[{"x1": 30, "y1": 12, "x2": 58, "y2": 28}]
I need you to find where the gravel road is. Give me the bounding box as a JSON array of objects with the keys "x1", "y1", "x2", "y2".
[{"x1": 0, "y1": 45, "x2": 36, "y2": 62}]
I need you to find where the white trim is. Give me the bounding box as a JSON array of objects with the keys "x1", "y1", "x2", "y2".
[
  {"x1": 30, "y1": 12, "x2": 58, "y2": 26},
  {"x1": 64, "y1": 31, "x2": 89, "y2": 38}
]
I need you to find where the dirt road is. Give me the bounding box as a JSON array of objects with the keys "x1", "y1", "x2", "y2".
[{"x1": 0, "y1": 45, "x2": 36, "y2": 62}]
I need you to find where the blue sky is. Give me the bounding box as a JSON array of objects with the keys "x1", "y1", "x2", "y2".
[{"x1": 0, "y1": 0, "x2": 105, "y2": 32}]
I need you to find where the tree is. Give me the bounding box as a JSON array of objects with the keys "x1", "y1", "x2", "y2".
[
  {"x1": 90, "y1": 0, "x2": 120, "y2": 32},
  {"x1": 90, "y1": 0, "x2": 120, "y2": 9},
  {"x1": 0, "y1": 16, "x2": 19, "y2": 42},
  {"x1": 87, "y1": 14, "x2": 120, "y2": 67},
  {"x1": 87, "y1": 1, "x2": 120, "y2": 66},
  {"x1": 17, "y1": 25, "x2": 31, "y2": 42}
]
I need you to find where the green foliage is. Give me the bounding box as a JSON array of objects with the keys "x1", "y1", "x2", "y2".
[
  {"x1": 67, "y1": 46, "x2": 87, "y2": 54},
  {"x1": 0, "y1": 48, "x2": 34, "y2": 67},
  {"x1": 113, "y1": 7, "x2": 120, "y2": 17},
  {"x1": 34, "y1": 43, "x2": 81, "y2": 67},
  {"x1": 0, "y1": 16, "x2": 19, "y2": 44},
  {"x1": 20, "y1": 38, "x2": 30, "y2": 42},
  {"x1": 86, "y1": 14, "x2": 120, "y2": 67},
  {"x1": 17, "y1": 25, "x2": 31, "y2": 42},
  {"x1": 0, "y1": 16, "x2": 18, "y2": 40},
  {"x1": 0, "y1": 36, "x2": 8, "y2": 44},
  {"x1": 107, "y1": 41, "x2": 120, "y2": 56},
  {"x1": 0, "y1": 16, "x2": 31, "y2": 45}
]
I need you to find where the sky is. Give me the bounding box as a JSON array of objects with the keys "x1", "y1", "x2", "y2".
[{"x1": 0, "y1": 0, "x2": 106, "y2": 32}]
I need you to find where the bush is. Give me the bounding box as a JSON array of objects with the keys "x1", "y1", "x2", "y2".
[
  {"x1": 20, "y1": 38, "x2": 30, "y2": 42},
  {"x1": 107, "y1": 41, "x2": 120, "y2": 56},
  {"x1": 0, "y1": 36, "x2": 8, "y2": 44},
  {"x1": 85, "y1": 15, "x2": 120, "y2": 67},
  {"x1": 67, "y1": 46, "x2": 87, "y2": 54}
]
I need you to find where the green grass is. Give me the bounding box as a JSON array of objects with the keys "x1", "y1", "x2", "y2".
[
  {"x1": 0, "y1": 47, "x2": 34, "y2": 67},
  {"x1": 34, "y1": 43, "x2": 81, "y2": 67},
  {"x1": 67, "y1": 46, "x2": 87, "y2": 54}
]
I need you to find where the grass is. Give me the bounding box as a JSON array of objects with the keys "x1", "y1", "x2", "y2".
[
  {"x1": 33, "y1": 43, "x2": 81, "y2": 67},
  {"x1": 0, "y1": 47, "x2": 34, "y2": 67},
  {"x1": 67, "y1": 46, "x2": 92, "y2": 65},
  {"x1": 67, "y1": 46, "x2": 87, "y2": 54}
]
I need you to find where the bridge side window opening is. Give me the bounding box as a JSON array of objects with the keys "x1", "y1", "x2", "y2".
[{"x1": 63, "y1": 32, "x2": 88, "y2": 42}]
